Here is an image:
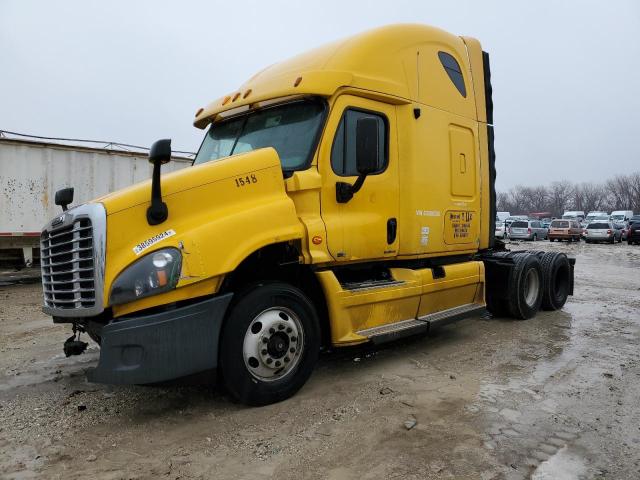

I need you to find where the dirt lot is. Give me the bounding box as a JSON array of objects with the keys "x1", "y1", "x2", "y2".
[{"x1": 1, "y1": 241, "x2": 639, "y2": 480}]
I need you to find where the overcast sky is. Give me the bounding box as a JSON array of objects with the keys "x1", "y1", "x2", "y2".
[{"x1": 1, "y1": 0, "x2": 639, "y2": 190}]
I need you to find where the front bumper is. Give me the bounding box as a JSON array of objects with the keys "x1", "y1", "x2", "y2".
[{"x1": 88, "y1": 293, "x2": 233, "y2": 385}]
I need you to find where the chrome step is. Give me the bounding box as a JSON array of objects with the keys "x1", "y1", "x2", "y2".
[
  {"x1": 356, "y1": 318, "x2": 429, "y2": 344},
  {"x1": 418, "y1": 303, "x2": 486, "y2": 328},
  {"x1": 356, "y1": 303, "x2": 486, "y2": 344}
]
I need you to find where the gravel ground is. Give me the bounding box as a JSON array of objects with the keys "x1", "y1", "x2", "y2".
[{"x1": 1, "y1": 240, "x2": 639, "y2": 479}]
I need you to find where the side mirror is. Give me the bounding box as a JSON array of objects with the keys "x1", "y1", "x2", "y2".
[
  {"x1": 147, "y1": 139, "x2": 171, "y2": 225},
  {"x1": 149, "y1": 138, "x2": 172, "y2": 165},
  {"x1": 336, "y1": 117, "x2": 380, "y2": 203},
  {"x1": 55, "y1": 187, "x2": 74, "y2": 211},
  {"x1": 355, "y1": 117, "x2": 379, "y2": 175}
]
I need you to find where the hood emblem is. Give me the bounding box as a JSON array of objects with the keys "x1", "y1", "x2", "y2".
[{"x1": 52, "y1": 214, "x2": 66, "y2": 227}]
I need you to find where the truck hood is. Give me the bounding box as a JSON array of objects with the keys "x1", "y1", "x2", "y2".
[
  {"x1": 98, "y1": 147, "x2": 305, "y2": 311},
  {"x1": 96, "y1": 148, "x2": 279, "y2": 216}
]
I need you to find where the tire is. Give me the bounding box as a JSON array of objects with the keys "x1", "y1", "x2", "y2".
[
  {"x1": 506, "y1": 253, "x2": 543, "y2": 320},
  {"x1": 219, "y1": 282, "x2": 320, "y2": 406},
  {"x1": 609, "y1": 237, "x2": 615, "y2": 244},
  {"x1": 540, "y1": 252, "x2": 570, "y2": 311},
  {"x1": 549, "y1": 238, "x2": 554, "y2": 242}
]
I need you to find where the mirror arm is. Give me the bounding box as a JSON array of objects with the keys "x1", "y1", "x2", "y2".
[
  {"x1": 146, "y1": 160, "x2": 168, "y2": 225},
  {"x1": 336, "y1": 174, "x2": 367, "y2": 204}
]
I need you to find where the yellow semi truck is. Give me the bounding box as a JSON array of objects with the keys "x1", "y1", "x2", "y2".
[{"x1": 41, "y1": 24, "x2": 574, "y2": 405}]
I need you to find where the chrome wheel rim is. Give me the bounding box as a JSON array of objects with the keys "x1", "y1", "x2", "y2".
[
  {"x1": 524, "y1": 268, "x2": 540, "y2": 307},
  {"x1": 243, "y1": 307, "x2": 304, "y2": 382}
]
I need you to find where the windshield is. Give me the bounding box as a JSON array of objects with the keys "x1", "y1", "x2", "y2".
[
  {"x1": 611, "y1": 215, "x2": 625, "y2": 220},
  {"x1": 194, "y1": 99, "x2": 326, "y2": 171}
]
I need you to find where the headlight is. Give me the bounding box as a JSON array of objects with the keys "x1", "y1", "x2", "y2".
[{"x1": 109, "y1": 248, "x2": 182, "y2": 306}]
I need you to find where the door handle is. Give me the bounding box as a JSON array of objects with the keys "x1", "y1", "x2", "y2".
[{"x1": 387, "y1": 218, "x2": 397, "y2": 244}]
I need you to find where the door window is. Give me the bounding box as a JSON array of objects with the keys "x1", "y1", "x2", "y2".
[{"x1": 330, "y1": 109, "x2": 388, "y2": 177}]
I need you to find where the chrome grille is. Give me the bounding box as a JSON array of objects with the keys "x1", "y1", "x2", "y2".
[
  {"x1": 41, "y1": 219, "x2": 95, "y2": 309},
  {"x1": 41, "y1": 203, "x2": 106, "y2": 317}
]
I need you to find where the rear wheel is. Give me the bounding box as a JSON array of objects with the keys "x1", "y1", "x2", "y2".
[
  {"x1": 506, "y1": 254, "x2": 543, "y2": 320},
  {"x1": 540, "y1": 252, "x2": 570, "y2": 311},
  {"x1": 219, "y1": 282, "x2": 320, "y2": 406}
]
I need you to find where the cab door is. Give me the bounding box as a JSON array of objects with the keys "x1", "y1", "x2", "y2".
[{"x1": 319, "y1": 95, "x2": 399, "y2": 261}]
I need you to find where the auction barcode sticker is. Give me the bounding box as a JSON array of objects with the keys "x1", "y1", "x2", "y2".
[{"x1": 133, "y1": 229, "x2": 176, "y2": 255}]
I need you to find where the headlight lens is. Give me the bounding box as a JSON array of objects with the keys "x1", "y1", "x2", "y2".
[{"x1": 109, "y1": 247, "x2": 182, "y2": 306}]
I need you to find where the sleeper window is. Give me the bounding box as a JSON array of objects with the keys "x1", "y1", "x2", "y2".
[{"x1": 438, "y1": 51, "x2": 467, "y2": 98}]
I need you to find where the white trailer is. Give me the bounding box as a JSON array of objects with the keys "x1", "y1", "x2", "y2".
[{"x1": 0, "y1": 138, "x2": 192, "y2": 266}]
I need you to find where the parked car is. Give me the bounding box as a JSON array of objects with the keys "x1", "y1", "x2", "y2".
[
  {"x1": 562, "y1": 210, "x2": 585, "y2": 222},
  {"x1": 585, "y1": 222, "x2": 621, "y2": 244},
  {"x1": 508, "y1": 220, "x2": 548, "y2": 241},
  {"x1": 610, "y1": 210, "x2": 634, "y2": 223},
  {"x1": 497, "y1": 211, "x2": 511, "y2": 222},
  {"x1": 584, "y1": 211, "x2": 609, "y2": 224},
  {"x1": 503, "y1": 216, "x2": 522, "y2": 235},
  {"x1": 548, "y1": 219, "x2": 582, "y2": 242},
  {"x1": 615, "y1": 221, "x2": 629, "y2": 241},
  {"x1": 628, "y1": 220, "x2": 640, "y2": 245},
  {"x1": 495, "y1": 217, "x2": 507, "y2": 239}
]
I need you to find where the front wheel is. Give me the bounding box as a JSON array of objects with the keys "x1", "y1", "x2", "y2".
[{"x1": 219, "y1": 282, "x2": 320, "y2": 406}]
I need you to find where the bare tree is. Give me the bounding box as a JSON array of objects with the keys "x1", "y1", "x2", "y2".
[
  {"x1": 548, "y1": 181, "x2": 574, "y2": 217},
  {"x1": 580, "y1": 182, "x2": 608, "y2": 213}
]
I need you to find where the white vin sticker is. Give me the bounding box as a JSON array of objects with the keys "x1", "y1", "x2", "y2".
[{"x1": 133, "y1": 229, "x2": 176, "y2": 255}]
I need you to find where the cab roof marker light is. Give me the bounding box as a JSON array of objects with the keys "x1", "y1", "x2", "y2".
[
  {"x1": 294, "y1": 76, "x2": 302, "y2": 87},
  {"x1": 232, "y1": 92, "x2": 241, "y2": 101},
  {"x1": 243, "y1": 89, "x2": 252, "y2": 99},
  {"x1": 222, "y1": 96, "x2": 231, "y2": 106},
  {"x1": 195, "y1": 107, "x2": 204, "y2": 117}
]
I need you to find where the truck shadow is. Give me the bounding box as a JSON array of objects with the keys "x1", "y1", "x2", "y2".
[{"x1": 41, "y1": 310, "x2": 572, "y2": 423}]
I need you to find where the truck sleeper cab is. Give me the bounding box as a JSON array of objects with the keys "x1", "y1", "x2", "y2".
[{"x1": 41, "y1": 24, "x2": 575, "y2": 406}]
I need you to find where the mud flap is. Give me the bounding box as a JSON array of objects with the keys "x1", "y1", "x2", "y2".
[{"x1": 88, "y1": 294, "x2": 233, "y2": 385}]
